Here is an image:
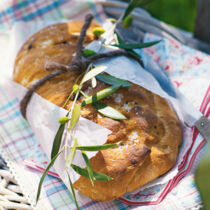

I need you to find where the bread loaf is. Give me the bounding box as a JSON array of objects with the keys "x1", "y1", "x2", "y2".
[{"x1": 13, "y1": 21, "x2": 182, "y2": 201}]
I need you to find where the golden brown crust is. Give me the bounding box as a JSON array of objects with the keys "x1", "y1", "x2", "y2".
[{"x1": 13, "y1": 21, "x2": 182, "y2": 201}]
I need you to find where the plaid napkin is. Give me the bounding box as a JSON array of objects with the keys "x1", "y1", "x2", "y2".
[{"x1": 0, "y1": 0, "x2": 209, "y2": 209}]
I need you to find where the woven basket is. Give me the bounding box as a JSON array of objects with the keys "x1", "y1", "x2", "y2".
[{"x1": 0, "y1": 158, "x2": 32, "y2": 210}]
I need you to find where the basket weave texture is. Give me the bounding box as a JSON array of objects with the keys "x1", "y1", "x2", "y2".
[{"x1": 0, "y1": 157, "x2": 32, "y2": 210}]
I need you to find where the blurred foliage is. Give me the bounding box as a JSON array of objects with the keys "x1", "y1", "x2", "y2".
[
  {"x1": 144, "y1": 0, "x2": 197, "y2": 32},
  {"x1": 195, "y1": 142, "x2": 210, "y2": 209}
]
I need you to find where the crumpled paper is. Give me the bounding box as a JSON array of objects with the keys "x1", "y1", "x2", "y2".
[{"x1": 4, "y1": 18, "x2": 201, "y2": 196}]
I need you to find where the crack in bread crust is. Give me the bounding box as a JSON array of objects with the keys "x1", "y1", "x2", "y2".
[{"x1": 13, "y1": 21, "x2": 182, "y2": 201}]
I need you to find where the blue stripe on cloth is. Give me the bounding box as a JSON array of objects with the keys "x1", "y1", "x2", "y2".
[
  {"x1": 0, "y1": 0, "x2": 68, "y2": 25},
  {"x1": 42, "y1": 178, "x2": 72, "y2": 209},
  {"x1": 0, "y1": 110, "x2": 20, "y2": 124},
  {"x1": 0, "y1": 98, "x2": 18, "y2": 112},
  {"x1": 45, "y1": 179, "x2": 68, "y2": 197},
  {"x1": 0, "y1": 0, "x2": 37, "y2": 19},
  {"x1": 20, "y1": 0, "x2": 68, "y2": 21}
]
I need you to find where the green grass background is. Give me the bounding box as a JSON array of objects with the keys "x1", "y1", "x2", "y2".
[{"x1": 144, "y1": 0, "x2": 197, "y2": 32}]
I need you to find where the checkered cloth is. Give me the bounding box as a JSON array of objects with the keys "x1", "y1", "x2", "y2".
[{"x1": 0, "y1": 0, "x2": 209, "y2": 209}]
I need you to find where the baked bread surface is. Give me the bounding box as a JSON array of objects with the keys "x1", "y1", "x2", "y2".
[{"x1": 13, "y1": 21, "x2": 182, "y2": 201}]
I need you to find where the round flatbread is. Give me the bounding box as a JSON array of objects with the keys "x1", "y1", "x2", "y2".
[{"x1": 13, "y1": 21, "x2": 182, "y2": 201}]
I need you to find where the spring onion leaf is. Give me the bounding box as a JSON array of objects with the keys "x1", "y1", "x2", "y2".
[
  {"x1": 81, "y1": 65, "x2": 107, "y2": 84},
  {"x1": 36, "y1": 151, "x2": 62, "y2": 203},
  {"x1": 75, "y1": 143, "x2": 116, "y2": 151},
  {"x1": 111, "y1": 40, "x2": 161, "y2": 50},
  {"x1": 71, "y1": 164, "x2": 113, "y2": 181},
  {"x1": 123, "y1": 15, "x2": 133, "y2": 28},
  {"x1": 81, "y1": 85, "x2": 121, "y2": 107},
  {"x1": 122, "y1": 0, "x2": 145, "y2": 20},
  {"x1": 65, "y1": 138, "x2": 78, "y2": 167},
  {"x1": 96, "y1": 73, "x2": 131, "y2": 87},
  {"x1": 51, "y1": 124, "x2": 65, "y2": 159},
  {"x1": 81, "y1": 152, "x2": 95, "y2": 186},
  {"x1": 67, "y1": 171, "x2": 79, "y2": 210},
  {"x1": 93, "y1": 103, "x2": 127, "y2": 120},
  {"x1": 69, "y1": 104, "x2": 81, "y2": 130}
]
